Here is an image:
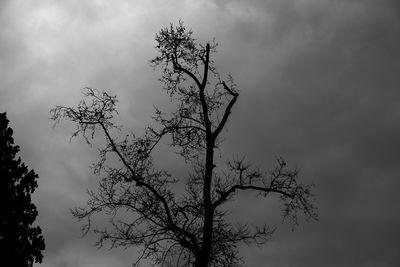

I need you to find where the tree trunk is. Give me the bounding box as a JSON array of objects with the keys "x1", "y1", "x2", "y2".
[{"x1": 198, "y1": 136, "x2": 215, "y2": 267}]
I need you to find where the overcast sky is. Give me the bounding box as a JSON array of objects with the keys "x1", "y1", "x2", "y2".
[{"x1": 1, "y1": 0, "x2": 400, "y2": 266}]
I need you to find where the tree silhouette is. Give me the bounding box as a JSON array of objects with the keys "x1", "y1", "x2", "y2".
[
  {"x1": 0, "y1": 112, "x2": 45, "y2": 267},
  {"x1": 51, "y1": 21, "x2": 317, "y2": 267}
]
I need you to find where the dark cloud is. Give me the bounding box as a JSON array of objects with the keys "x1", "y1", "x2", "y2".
[
  {"x1": 214, "y1": 1, "x2": 400, "y2": 266},
  {"x1": 1, "y1": 0, "x2": 399, "y2": 266}
]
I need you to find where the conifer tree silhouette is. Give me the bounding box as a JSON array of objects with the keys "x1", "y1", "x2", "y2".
[{"x1": 0, "y1": 112, "x2": 45, "y2": 267}]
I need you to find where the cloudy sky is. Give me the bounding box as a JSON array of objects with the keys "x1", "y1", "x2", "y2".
[{"x1": 1, "y1": 0, "x2": 400, "y2": 266}]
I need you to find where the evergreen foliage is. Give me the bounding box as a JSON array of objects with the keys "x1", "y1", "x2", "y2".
[{"x1": 0, "y1": 112, "x2": 45, "y2": 266}]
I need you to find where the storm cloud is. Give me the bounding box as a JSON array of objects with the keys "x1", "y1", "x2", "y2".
[{"x1": 1, "y1": 0, "x2": 399, "y2": 266}]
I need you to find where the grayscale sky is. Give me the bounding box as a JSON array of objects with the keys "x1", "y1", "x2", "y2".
[{"x1": 1, "y1": 0, "x2": 400, "y2": 266}]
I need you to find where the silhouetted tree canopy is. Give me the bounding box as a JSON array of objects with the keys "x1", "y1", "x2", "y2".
[
  {"x1": 0, "y1": 112, "x2": 45, "y2": 267},
  {"x1": 51, "y1": 21, "x2": 317, "y2": 267}
]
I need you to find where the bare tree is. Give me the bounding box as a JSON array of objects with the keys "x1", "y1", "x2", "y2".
[{"x1": 51, "y1": 21, "x2": 317, "y2": 267}]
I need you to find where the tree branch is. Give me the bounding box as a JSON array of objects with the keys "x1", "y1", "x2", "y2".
[
  {"x1": 201, "y1": 43, "x2": 210, "y2": 89},
  {"x1": 171, "y1": 55, "x2": 202, "y2": 90},
  {"x1": 98, "y1": 123, "x2": 200, "y2": 254},
  {"x1": 213, "y1": 81, "x2": 239, "y2": 139},
  {"x1": 213, "y1": 184, "x2": 293, "y2": 209}
]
